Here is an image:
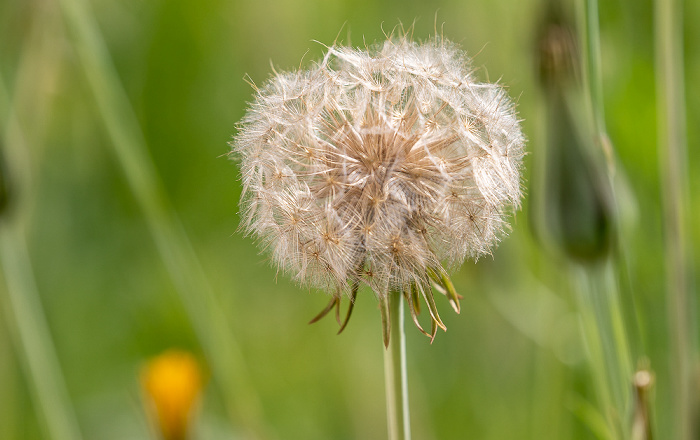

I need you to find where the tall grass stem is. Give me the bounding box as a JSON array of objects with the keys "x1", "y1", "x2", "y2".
[
  {"x1": 654, "y1": 0, "x2": 694, "y2": 438},
  {"x1": 55, "y1": 0, "x2": 265, "y2": 435},
  {"x1": 575, "y1": 1, "x2": 634, "y2": 436},
  {"x1": 0, "y1": 229, "x2": 84, "y2": 440},
  {"x1": 581, "y1": 0, "x2": 606, "y2": 138},
  {"x1": 1, "y1": 70, "x2": 84, "y2": 440},
  {"x1": 573, "y1": 262, "x2": 633, "y2": 438}
]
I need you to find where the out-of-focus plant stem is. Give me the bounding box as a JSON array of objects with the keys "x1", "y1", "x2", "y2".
[
  {"x1": 572, "y1": 261, "x2": 632, "y2": 439},
  {"x1": 0, "y1": 77, "x2": 83, "y2": 440},
  {"x1": 580, "y1": 0, "x2": 605, "y2": 134},
  {"x1": 383, "y1": 291, "x2": 411, "y2": 440},
  {"x1": 55, "y1": 0, "x2": 266, "y2": 436},
  {"x1": 654, "y1": 0, "x2": 695, "y2": 438},
  {"x1": 0, "y1": 230, "x2": 84, "y2": 440},
  {"x1": 631, "y1": 368, "x2": 654, "y2": 440},
  {"x1": 579, "y1": 0, "x2": 641, "y2": 329},
  {"x1": 572, "y1": 0, "x2": 634, "y2": 437}
]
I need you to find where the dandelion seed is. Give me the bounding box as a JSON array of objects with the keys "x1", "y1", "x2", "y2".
[{"x1": 231, "y1": 35, "x2": 525, "y2": 340}]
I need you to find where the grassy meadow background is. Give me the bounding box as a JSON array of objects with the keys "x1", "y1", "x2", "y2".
[{"x1": 1, "y1": 0, "x2": 699, "y2": 439}]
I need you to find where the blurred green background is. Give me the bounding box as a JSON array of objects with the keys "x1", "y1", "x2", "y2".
[{"x1": 0, "y1": 0, "x2": 698, "y2": 439}]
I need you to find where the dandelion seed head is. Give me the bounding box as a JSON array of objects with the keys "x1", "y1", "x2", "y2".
[{"x1": 232, "y1": 36, "x2": 525, "y2": 301}]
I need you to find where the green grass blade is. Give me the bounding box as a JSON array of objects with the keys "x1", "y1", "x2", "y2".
[{"x1": 54, "y1": 0, "x2": 266, "y2": 435}]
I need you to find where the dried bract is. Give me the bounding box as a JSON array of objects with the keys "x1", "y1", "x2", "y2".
[{"x1": 232, "y1": 36, "x2": 524, "y2": 340}]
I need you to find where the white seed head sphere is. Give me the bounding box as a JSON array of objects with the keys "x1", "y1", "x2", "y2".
[{"x1": 232, "y1": 37, "x2": 524, "y2": 306}]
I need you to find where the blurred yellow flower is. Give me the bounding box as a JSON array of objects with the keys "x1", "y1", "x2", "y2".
[{"x1": 141, "y1": 350, "x2": 204, "y2": 440}]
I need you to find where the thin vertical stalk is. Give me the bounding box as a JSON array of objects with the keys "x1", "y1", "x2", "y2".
[
  {"x1": 581, "y1": 0, "x2": 644, "y2": 362},
  {"x1": 631, "y1": 369, "x2": 654, "y2": 440},
  {"x1": 0, "y1": 318, "x2": 19, "y2": 440},
  {"x1": 383, "y1": 292, "x2": 411, "y2": 440},
  {"x1": 0, "y1": 74, "x2": 83, "y2": 440},
  {"x1": 581, "y1": 0, "x2": 606, "y2": 137},
  {"x1": 572, "y1": 268, "x2": 613, "y2": 439},
  {"x1": 574, "y1": 1, "x2": 634, "y2": 437},
  {"x1": 54, "y1": 0, "x2": 265, "y2": 435},
  {"x1": 0, "y1": 228, "x2": 84, "y2": 440},
  {"x1": 655, "y1": 0, "x2": 693, "y2": 438},
  {"x1": 574, "y1": 262, "x2": 633, "y2": 439},
  {"x1": 578, "y1": 0, "x2": 616, "y2": 176}
]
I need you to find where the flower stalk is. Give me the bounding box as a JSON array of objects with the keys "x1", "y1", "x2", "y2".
[
  {"x1": 654, "y1": 0, "x2": 695, "y2": 437},
  {"x1": 0, "y1": 75, "x2": 83, "y2": 440},
  {"x1": 535, "y1": 2, "x2": 635, "y2": 437},
  {"x1": 383, "y1": 291, "x2": 411, "y2": 440},
  {"x1": 55, "y1": 0, "x2": 265, "y2": 435},
  {"x1": 233, "y1": 33, "x2": 524, "y2": 439}
]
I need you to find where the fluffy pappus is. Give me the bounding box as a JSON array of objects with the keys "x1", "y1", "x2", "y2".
[{"x1": 231, "y1": 35, "x2": 525, "y2": 341}]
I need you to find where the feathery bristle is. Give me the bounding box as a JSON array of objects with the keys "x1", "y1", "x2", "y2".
[{"x1": 231, "y1": 36, "x2": 525, "y2": 335}]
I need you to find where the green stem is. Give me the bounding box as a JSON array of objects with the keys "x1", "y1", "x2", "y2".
[
  {"x1": 0, "y1": 228, "x2": 84, "y2": 440},
  {"x1": 0, "y1": 73, "x2": 83, "y2": 440},
  {"x1": 578, "y1": 0, "x2": 618, "y2": 182},
  {"x1": 574, "y1": 262, "x2": 632, "y2": 439},
  {"x1": 577, "y1": 1, "x2": 636, "y2": 436},
  {"x1": 383, "y1": 291, "x2": 411, "y2": 440},
  {"x1": 573, "y1": 261, "x2": 632, "y2": 440},
  {"x1": 54, "y1": 0, "x2": 265, "y2": 436},
  {"x1": 581, "y1": 0, "x2": 605, "y2": 136},
  {"x1": 655, "y1": 0, "x2": 693, "y2": 438}
]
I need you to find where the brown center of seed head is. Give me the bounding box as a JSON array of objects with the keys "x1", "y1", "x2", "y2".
[{"x1": 233, "y1": 37, "x2": 524, "y2": 296}]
